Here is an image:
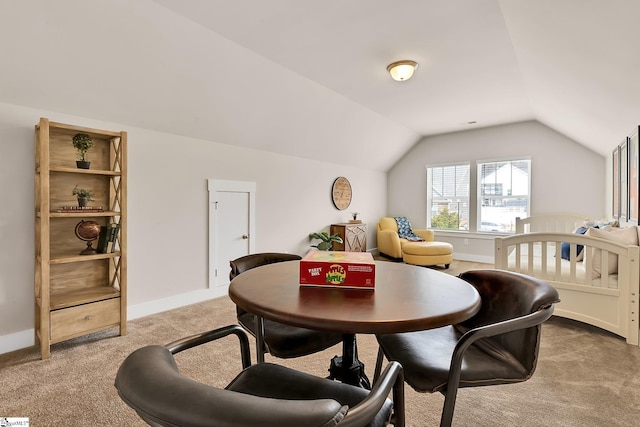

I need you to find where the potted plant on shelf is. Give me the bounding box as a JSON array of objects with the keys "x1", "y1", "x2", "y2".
[
  {"x1": 309, "y1": 232, "x2": 343, "y2": 251},
  {"x1": 72, "y1": 185, "x2": 95, "y2": 207},
  {"x1": 72, "y1": 132, "x2": 93, "y2": 169}
]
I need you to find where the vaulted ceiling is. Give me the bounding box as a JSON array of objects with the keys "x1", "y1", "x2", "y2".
[{"x1": 1, "y1": 0, "x2": 638, "y2": 171}]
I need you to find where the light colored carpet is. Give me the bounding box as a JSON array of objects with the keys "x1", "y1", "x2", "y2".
[{"x1": 1, "y1": 260, "x2": 640, "y2": 426}]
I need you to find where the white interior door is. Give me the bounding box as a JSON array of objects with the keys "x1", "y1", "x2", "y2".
[
  {"x1": 208, "y1": 180, "x2": 256, "y2": 288},
  {"x1": 216, "y1": 190, "x2": 249, "y2": 280}
]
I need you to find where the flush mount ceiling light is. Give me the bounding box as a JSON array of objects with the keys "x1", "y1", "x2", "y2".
[{"x1": 387, "y1": 60, "x2": 418, "y2": 81}]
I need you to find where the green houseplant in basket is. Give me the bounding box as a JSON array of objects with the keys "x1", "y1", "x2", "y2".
[
  {"x1": 309, "y1": 232, "x2": 343, "y2": 251},
  {"x1": 72, "y1": 132, "x2": 93, "y2": 169}
]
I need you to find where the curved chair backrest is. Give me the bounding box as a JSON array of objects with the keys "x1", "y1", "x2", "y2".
[
  {"x1": 457, "y1": 269, "x2": 560, "y2": 375},
  {"x1": 229, "y1": 252, "x2": 302, "y2": 281},
  {"x1": 377, "y1": 217, "x2": 398, "y2": 233},
  {"x1": 116, "y1": 345, "x2": 349, "y2": 427},
  {"x1": 116, "y1": 325, "x2": 405, "y2": 427},
  {"x1": 229, "y1": 253, "x2": 302, "y2": 318}
]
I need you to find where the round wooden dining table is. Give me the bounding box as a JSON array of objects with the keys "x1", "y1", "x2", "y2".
[{"x1": 229, "y1": 260, "x2": 481, "y2": 388}]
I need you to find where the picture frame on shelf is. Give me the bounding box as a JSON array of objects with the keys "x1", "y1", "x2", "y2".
[
  {"x1": 629, "y1": 129, "x2": 639, "y2": 223},
  {"x1": 619, "y1": 139, "x2": 628, "y2": 222},
  {"x1": 613, "y1": 145, "x2": 619, "y2": 219}
]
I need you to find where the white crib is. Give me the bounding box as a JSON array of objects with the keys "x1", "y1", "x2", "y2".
[{"x1": 495, "y1": 214, "x2": 639, "y2": 345}]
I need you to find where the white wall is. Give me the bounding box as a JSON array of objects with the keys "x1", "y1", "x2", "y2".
[
  {"x1": 0, "y1": 102, "x2": 387, "y2": 353},
  {"x1": 388, "y1": 121, "x2": 606, "y2": 262}
]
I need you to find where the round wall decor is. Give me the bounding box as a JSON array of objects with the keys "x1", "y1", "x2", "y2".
[{"x1": 331, "y1": 176, "x2": 352, "y2": 210}]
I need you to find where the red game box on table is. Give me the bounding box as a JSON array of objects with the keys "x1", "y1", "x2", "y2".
[{"x1": 299, "y1": 250, "x2": 375, "y2": 289}]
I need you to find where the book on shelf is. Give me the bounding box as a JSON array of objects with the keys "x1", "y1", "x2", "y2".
[
  {"x1": 110, "y1": 222, "x2": 121, "y2": 253},
  {"x1": 96, "y1": 226, "x2": 110, "y2": 254},
  {"x1": 96, "y1": 222, "x2": 120, "y2": 254},
  {"x1": 57, "y1": 206, "x2": 104, "y2": 213},
  {"x1": 106, "y1": 222, "x2": 120, "y2": 253}
]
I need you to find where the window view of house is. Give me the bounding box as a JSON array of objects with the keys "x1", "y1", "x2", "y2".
[
  {"x1": 427, "y1": 159, "x2": 530, "y2": 233},
  {"x1": 477, "y1": 159, "x2": 530, "y2": 233}
]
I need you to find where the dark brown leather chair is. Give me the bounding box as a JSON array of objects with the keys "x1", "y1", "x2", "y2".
[
  {"x1": 374, "y1": 269, "x2": 560, "y2": 427},
  {"x1": 115, "y1": 325, "x2": 405, "y2": 427},
  {"x1": 230, "y1": 253, "x2": 343, "y2": 360}
]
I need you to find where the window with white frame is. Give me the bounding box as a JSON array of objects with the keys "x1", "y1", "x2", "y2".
[
  {"x1": 477, "y1": 159, "x2": 530, "y2": 233},
  {"x1": 427, "y1": 163, "x2": 470, "y2": 230}
]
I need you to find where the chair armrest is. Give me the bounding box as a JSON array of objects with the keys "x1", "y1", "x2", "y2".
[
  {"x1": 165, "y1": 324, "x2": 252, "y2": 370},
  {"x1": 413, "y1": 229, "x2": 435, "y2": 241},
  {"x1": 377, "y1": 230, "x2": 402, "y2": 258},
  {"x1": 116, "y1": 346, "x2": 346, "y2": 427},
  {"x1": 447, "y1": 305, "x2": 555, "y2": 393},
  {"x1": 454, "y1": 304, "x2": 555, "y2": 356},
  {"x1": 434, "y1": 305, "x2": 555, "y2": 426},
  {"x1": 340, "y1": 361, "x2": 405, "y2": 427}
]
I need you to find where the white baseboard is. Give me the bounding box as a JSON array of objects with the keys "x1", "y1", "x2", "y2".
[
  {"x1": 0, "y1": 329, "x2": 35, "y2": 355},
  {"x1": 128, "y1": 284, "x2": 229, "y2": 320},
  {"x1": 0, "y1": 284, "x2": 230, "y2": 356},
  {"x1": 453, "y1": 253, "x2": 494, "y2": 264}
]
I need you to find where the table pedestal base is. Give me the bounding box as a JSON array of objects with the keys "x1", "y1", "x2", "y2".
[{"x1": 327, "y1": 333, "x2": 371, "y2": 389}]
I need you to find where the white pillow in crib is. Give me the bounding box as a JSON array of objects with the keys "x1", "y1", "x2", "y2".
[{"x1": 585, "y1": 227, "x2": 639, "y2": 278}]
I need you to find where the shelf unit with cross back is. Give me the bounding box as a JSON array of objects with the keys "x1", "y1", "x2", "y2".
[{"x1": 34, "y1": 118, "x2": 127, "y2": 359}]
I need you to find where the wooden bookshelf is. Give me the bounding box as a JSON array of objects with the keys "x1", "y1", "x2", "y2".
[{"x1": 34, "y1": 118, "x2": 127, "y2": 359}]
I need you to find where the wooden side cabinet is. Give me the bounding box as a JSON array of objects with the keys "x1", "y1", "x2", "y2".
[
  {"x1": 330, "y1": 223, "x2": 367, "y2": 252},
  {"x1": 34, "y1": 118, "x2": 127, "y2": 359}
]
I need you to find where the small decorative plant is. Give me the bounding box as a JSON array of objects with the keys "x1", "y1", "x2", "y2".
[
  {"x1": 72, "y1": 185, "x2": 95, "y2": 207},
  {"x1": 72, "y1": 132, "x2": 93, "y2": 168},
  {"x1": 351, "y1": 212, "x2": 359, "y2": 220},
  {"x1": 309, "y1": 232, "x2": 343, "y2": 251}
]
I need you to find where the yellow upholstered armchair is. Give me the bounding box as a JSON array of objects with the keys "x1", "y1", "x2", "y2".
[
  {"x1": 377, "y1": 217, "x2": 435, "y2": 259},
  {"x1": 377, "y1": 217, "x2": 453, "y2": 268}
]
